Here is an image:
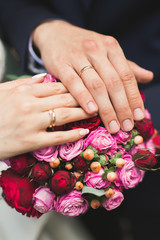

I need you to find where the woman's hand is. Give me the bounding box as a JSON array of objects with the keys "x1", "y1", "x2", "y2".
[
  {"x1": 33, "y1": 20, "x2": 153, "y2": 134},
  {"x1": 0, "y1": 75, "x2": 95, "y2": 159}
]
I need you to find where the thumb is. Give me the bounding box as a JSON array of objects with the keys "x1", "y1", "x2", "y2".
[{"x1": 128, "y1": 60, "x2": 154, "y2": 83}]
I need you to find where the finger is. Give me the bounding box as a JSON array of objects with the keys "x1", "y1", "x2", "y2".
[
  {"x1": 38, "y1": 128, "x2": 90, "y2": 147},
  {"x1": 31, "y1": 82, "x2": 68, "y2": 97},
  {"x1": 37, "y1": 93, "x2": 78, "y2": 111},
  {"x1": 127, "y1": 60, "x2": 154, "y2": 83},
  {"x1": 89, "y1": 56, "x2": 134, "y2": 132},
  {"x1": 38, "y1": 107, "x2": 97, "y2": 130},
  {"x1": 0, "y1": 73, "x2": 47, "y2": 90},
  {"x1": 108, "y1": 45, "x2": 145, "y2": 121},
  {"x1": 58, "y1": 65, "x2": 98, "y2": 114}
]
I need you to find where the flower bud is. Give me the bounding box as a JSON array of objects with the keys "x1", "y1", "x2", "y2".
[
  {"x1": 83, "y1": 149, "x2": 94, "y2": 161},
  {"x1": 90, "y1": 161, "x2": 101, "y2": 173},
  {"x1": 105, "y1": 188, "x2": 114, "y2": 198},
  {"x1": 116, "y1": 158, "x2": 125, "y2": 168},
  {"x1": 134, "y1": 135, "x2": 143, "y2": 145},
  {"x1": 90, "y1": 199, "x2": 101, "y2": 209},
  {"x1": 75, "y1": 181, "x2": 83, "y2": 190},
  {"x1": 49, "y1": 158, "x2": 60, "y2": 168},
  {"x1": 107, "y1": 172, "x2": 117, "y2": 182},
  {"x1": 31, "y1": 162, "x2": 52, "y2": 183},
  {"x1": 65, "y1": 162, "x2": 73, "y2": 170},
  {"x1": 73, "y1": 156, "x2": 89, "y2": 172}
]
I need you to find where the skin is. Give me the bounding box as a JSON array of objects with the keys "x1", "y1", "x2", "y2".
[
  {"x1": 33, "y1": 20, "x2": 153, "y2": 134},
  {"x1": 0, "y1": 75, "x2": 96, "y2": 159}
]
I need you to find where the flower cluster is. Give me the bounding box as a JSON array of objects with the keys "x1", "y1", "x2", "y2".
[{"x1": 0, "y1": 74, "x2": 159, "y2": 218}]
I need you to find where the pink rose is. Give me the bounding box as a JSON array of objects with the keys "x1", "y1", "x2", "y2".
[
  {"x1": 85, "y1": 127, "x2": 117, "y2": 154},
  {"x1": 84, "y1": 168, "x2": 110, "y2": 189},
  {"x1": 145, "y1": 109, "x2": 151, "y2": 119},
  {"x1": 33, "y1": 186, "x2": 55, "y2": 213},
  {"x1": 59, "y1": 139, "x2": 85, "y2": 161},
  {"x1": 55, "y1": 190, "x2": 89, "y2": 217},
  {"x1": 32, "y1": 146, "x2": 58, "y2": 162},
  {"x1": 114, "y1": 130, "x2": 131, "y2": 145},
  {"x1": 102, "y1": 189, "x2": 124, "y2": 211},
  {"x1": 43, "y1": 74, "x2": 57, "y2": 83},
  {"x1": 118, "y1": 160, "x2": 144, "y2": 189}
]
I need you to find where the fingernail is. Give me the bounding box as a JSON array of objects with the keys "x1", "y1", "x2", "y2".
[
  {"x1": 80, "y1": 129, "x2": 90, "y2": 136},
  {"x1": 123, "y1": 119, "x2": 133, "y2": 132},
  {"x1": 87, "y1": 101, "x2": 97, "y2": 113},
  {"x1": 32, "y1": 73, "x2": 47, "y2": 79},
  {"x1": 109, "y1": 120, "x2": 120, "y2": 133},
  {"x1": 133, "y1": 108, "x2": 145, "y2": 120}
]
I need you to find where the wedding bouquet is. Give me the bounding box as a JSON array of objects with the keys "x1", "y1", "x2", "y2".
[{"x1": 0, "y1": 74, "x2": 159, "y2": 218}]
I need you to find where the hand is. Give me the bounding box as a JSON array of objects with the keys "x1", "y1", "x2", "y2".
[
  {"x1": 0, "y1": 75, "x2": 95, "y2": 159},
  {"x1": 33, "y1": 20, "x2": 153, "y2": 134}
]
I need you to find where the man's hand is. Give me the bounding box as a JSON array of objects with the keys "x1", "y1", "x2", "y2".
[{"x1": 33, "y1": 20, "x2": 153, "y2": 133}]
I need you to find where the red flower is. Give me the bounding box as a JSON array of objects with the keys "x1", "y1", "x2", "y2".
[
  {"x1": 50, "y1": 170, "x2": 76, "y2": 195},
  {"x1": 10, "y1": 154, "x2": 36, "y2": 175},
  {"x1": 0, "y1": 168, "x2": 41, "y2": 217},
  {"x1": 66, "y1": 116, "x2": 101, "y2": 131},
  {"x1": 30, "y1": 162, "x2": 52, "y2": 183},
  {"x1": 135, "y1": 118, "x2": 154, "y2": 141},
  {"x1": 73, "y1": 156, "x2": 89, "y2": 172},
  {"x1": 140, "y1": 91, "x2": 145, "y2": 102},
  {"x1": 132, "y1": 149, "x2": 157, "y2": 170}
]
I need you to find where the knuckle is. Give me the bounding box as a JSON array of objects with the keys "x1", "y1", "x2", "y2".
[
  {"x1": 121, "y1": 70, "x2": 133, "y2": 83},
  {"x1": 15, "y1": 85, "x2": 30, "y2": 94},
  {"x1": 101, "y1": 106, "x2": 113, "y2": 117},
  {"x1": 83, "y1": 39, "x2": 98, "y2": 52},
  {"x1": 54, "y1": 132, "x2": 64, "y2": 143},
  {"x1": 19, "y1": 101, "x2": 32, "y2": 113},
  {"x1": 90, "y1": 78, "x2": 104, "y2": 91},
  {"x1": 70, "y1": 48, "x2": 83, "y2": 58},
  {"x1": 103, "y1": 36, "x2": 118, "y2": 47},
  {"x1": 65, "y1": 75, "x2": 78, "y2": 85},
  {"x1": 117, "y1": 106, "x2": 132, "y2": 118},
  {"x1": 59, "y1": 108, "x2": 71, "y2": 123}
]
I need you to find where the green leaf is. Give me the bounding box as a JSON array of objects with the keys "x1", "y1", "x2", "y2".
[
  {"x1": 81, "y1": 186, "x2": 106, "y2": 197},
  {"x1": 99, "y1": 155, "x2": 107, "y2": 166}
]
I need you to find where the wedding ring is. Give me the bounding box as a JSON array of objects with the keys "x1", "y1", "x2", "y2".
[
  {"x1": 78, "y1": 65, "x2": 95, "y2": 77},
  {"x1": 48, "y1": 110, "x2": 56, "y2": 128}
]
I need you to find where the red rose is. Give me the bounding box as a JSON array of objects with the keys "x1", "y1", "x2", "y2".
[
  {"x1": 0, "y1": 168, "x2": 41, "y2": 218},
  {"x1": 31, "y1": 162, "x2": 52, "y2": 183},
  {"x1": 10, "y1": 154, "x2": 36, "y2": 175},
  {"x1": 135, "y1": 118, "x2": 154, "y2": 141},
  {"x1": 132, "y1": 149, "x2": 157, "y2": 170},
  {"x1": 140, "y1": 90, "x2": 145, "y2": 102},
  {"x1": 66, "y1": 116, "x2": 101, "y2": 131},
  {"x1": 50, "y1": 170, "x2": 76, "y2": 195},
  {"x1": 73, "y1": 156, "x2": 89, "y2": 172}
]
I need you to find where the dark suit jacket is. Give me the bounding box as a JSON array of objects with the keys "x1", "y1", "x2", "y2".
[{"x1": 0, "y1": 0, "x2": 160, "y2": 80}]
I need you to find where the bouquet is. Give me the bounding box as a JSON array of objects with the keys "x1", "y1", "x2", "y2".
[{"x1": 0, "y1": 74, "x2": 159, "y2": 218}]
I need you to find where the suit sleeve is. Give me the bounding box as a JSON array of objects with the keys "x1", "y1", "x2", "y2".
[{"x1": 0, "y1": 0, "x2": 64, "y2": 72}]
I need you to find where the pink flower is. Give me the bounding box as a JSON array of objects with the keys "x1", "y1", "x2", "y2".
[
  {"x1": 32, "y1": 146, "x2": 58, "y2": 162},
  {"x1": 114, "y1": 130, "x2": 131, "y2": 145},
  {"x1": 118, "y1": 160, "x2": 144, "y2": 189},
  {"x1": 33, "y1": 186, "x2": 55, "y2": 213},
  {"x1": 59, "y1": 139, "x2": 85, "y2": 161},
  {"x1": 102, "y1": 189, "x2": 124, "y2": 211},
  {"x1": 85, "y1": 127, "x2": 117, "y2": 154},
  {"x1": 43, "y1": 74, "x2": 57, "y2": 83},
  {"x1": 54, "y1": 190, "x2": 89, "y2": 217},
  {"x1": 84, "y1": 168, "x2": 110, "y2": 189},
  {"x1": 145, "y1": 109, "x2": 151, "y2": 119},
  {"x1": 130, "y1": 139, "x2": 155, "y2": 156}
]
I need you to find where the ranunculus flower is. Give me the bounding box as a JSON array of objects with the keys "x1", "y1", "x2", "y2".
[
  {"x1": 135, "y1": 118, "x2": 154, "y2": 141},
  {"x1": 73, "y1": 156, "x2": 89, "y2": 172},
  {"x1": 132, "y1": 149, "x2": 157, "y2": 170},
  {"x1": 84, "y1": 168, "x2": 110, "y2": 189},
  {"x1": 85, "y1": 127, "x2": 117, "y2": 154},
  {"x1": 50, "y1": 170, "x2": 76, "y2": 195},
  {"x1": 33, "y1": 186, "x2": 55, "y2": 213},
  {"x1": 102, "y1": 189, "x2": 124, "y2": 211},
  {"x1": 32, "y1": 146, "x2": 58, "y2": 162},
  {"x1": 59, "y1": 139, "x2": 85, "y2": 161},
  {"x1": 30, "y1": 162, "x2": 52, "y2": 183},
  {"x1": 118, "y1": 160, "x2": 144, "y2": 189},
  {"x1": 66, "y1": 116, "x2": 101, "y2": 131},
  {"x1": 0, "y1": 168, "x2": 41, "y2": 218},
  {"x1": 43, "y1": 74, "x2": 57, "y2": 83},
  {"x1": 10, "y1": 154, "x2": 36, "y2": 175},
  {"x1": 114, "y1": 130, "x2": 131, "y2": 145},
  {"x1": 55, "y1": 190, "x2": 89, "y2": 217}
]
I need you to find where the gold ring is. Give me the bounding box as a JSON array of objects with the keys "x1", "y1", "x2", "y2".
[
  {"x1": 78, "y1": 65, "x2": 95, "y2": 77},
  {"x1": 48, "y1": 110, "x2": 56, "y2": 128}
]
